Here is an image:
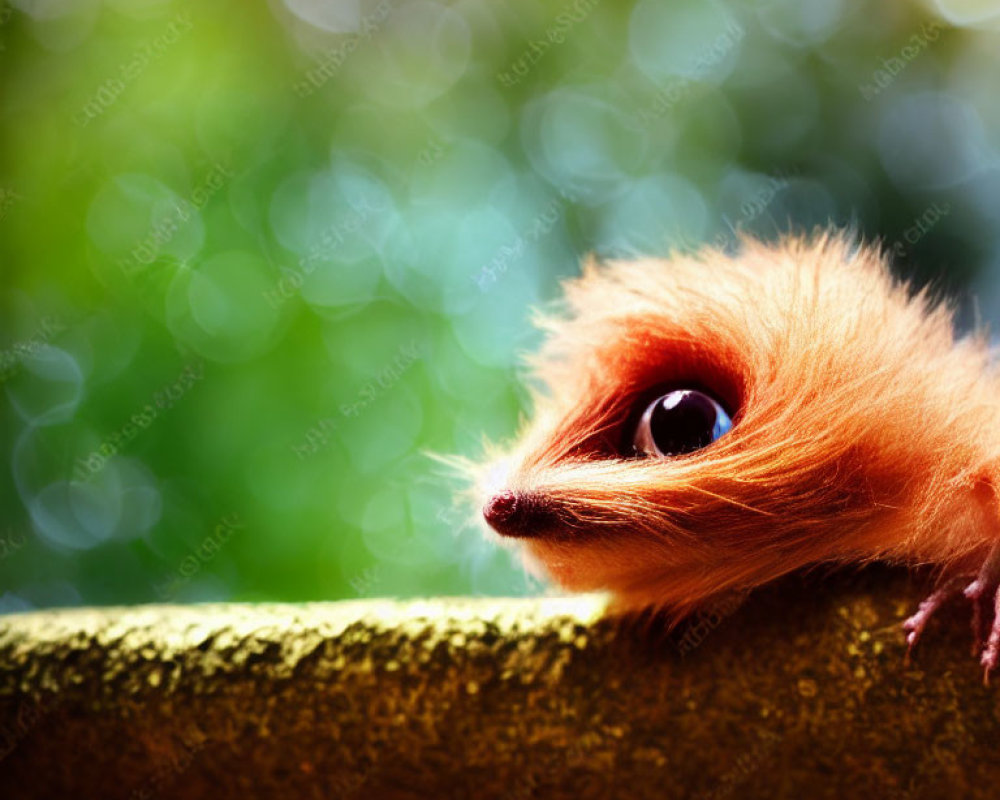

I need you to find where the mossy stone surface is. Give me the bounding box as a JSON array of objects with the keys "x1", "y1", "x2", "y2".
[{"x1": 0, "y1": 567, "x2": 997, "y2": 799}]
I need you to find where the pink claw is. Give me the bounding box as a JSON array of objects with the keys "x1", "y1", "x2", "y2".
[
  {"x1": 981, "y1": 585, "x2": 1000, "y2": 684},
  {"x1": 902, "y1": 577, "x2": 965, "y2": 662},
  {"x1": 965, "y1": 579, "x2": 988, "y2": 655}
]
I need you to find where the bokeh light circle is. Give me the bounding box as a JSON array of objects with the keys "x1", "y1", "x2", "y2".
[{"x1": 165, "y1": 251, "x2": 283, "y2": 362}]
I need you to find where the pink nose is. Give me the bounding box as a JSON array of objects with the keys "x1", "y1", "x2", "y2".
[
  {"x1": 483, "y1": 490, "x2": 518, "y2": 529},
  {"x1": 483, "y1": 490, "x2": 551, "y2": 537}
]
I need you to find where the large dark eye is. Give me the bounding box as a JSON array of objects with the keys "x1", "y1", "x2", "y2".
[{"x1": 633, "y1": 389, "x2": 732, "y2": 457}]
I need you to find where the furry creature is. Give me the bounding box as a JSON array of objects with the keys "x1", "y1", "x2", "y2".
[{"x1": 474, "y1": 232, "x2": 1000, "y2": 678}]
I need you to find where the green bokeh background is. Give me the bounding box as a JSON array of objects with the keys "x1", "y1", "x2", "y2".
[{"x1": 1, "y1": 0, "x2": 999, "y2": 609}]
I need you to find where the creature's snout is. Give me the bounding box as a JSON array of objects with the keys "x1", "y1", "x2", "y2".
[{"x1": 483, "y1": 490, "x2": 557, "y2": 538}]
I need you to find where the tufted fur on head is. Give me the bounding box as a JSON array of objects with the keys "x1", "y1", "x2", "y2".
[{"x1": 472, "y1": 231, "x2": 1000, "y2": 619}]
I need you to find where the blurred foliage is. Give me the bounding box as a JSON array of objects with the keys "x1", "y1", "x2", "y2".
[{"x1": 1, "y1": 0, "x2": 999, "y2": 609}]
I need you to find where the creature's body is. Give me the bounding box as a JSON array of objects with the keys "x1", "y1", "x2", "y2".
[{"x1": 475, "y1": 233, "x2": 1000, "y2": 678}]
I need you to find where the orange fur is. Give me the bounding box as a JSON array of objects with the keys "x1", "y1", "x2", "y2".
[{"x1": 473, "y1": 232, "x2": 1000, "y2": 627}]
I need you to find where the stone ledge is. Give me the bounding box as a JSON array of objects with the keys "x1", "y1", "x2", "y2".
[{"x1": 0, "y1": 567, "x2": 997, "y2": 799}]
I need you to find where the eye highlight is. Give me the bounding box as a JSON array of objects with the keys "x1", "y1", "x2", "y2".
[{"x1": 632, "y1": 389, "x2": 733, "y2": 457}]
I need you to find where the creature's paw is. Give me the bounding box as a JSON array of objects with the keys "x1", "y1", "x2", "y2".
[
  {"x1": 902, "y1": 545, "x2": 1000, "y2": 683},
  {"x1": 901, "y1": 575, "x2": 967, "y2": 657}
]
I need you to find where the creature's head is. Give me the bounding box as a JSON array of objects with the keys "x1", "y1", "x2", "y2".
[{"x1": 475, "y1": 233, "x2": 999, "y2": 615}]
